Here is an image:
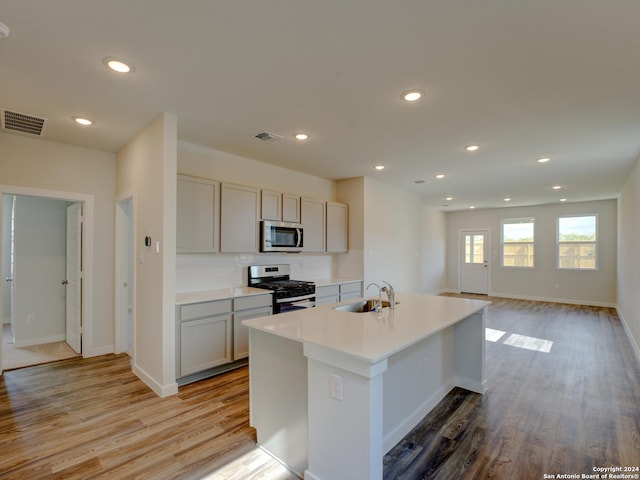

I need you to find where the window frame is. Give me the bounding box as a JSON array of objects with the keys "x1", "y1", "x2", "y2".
[
  {"x1": 557, "y1": 214, "x2": 598, "y2": 271},
  {"x1": 501, "y1": 217, "x2": 535, "y2": 268}
]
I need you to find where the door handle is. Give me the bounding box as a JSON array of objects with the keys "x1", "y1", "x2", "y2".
[
  {"x1": 62, "y1": 280, "x2": 69, "y2": 285},
  {"x1": 5, "y1": 277, "x2": 12, "y2": 282}
]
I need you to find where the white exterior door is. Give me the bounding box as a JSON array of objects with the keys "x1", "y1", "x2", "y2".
[
  {"x1": 65, "y1": 203, "x2": 82, "y2": 353},
  {"x1": 460, "y1": 230, "x2": 489, "y2": 294}
]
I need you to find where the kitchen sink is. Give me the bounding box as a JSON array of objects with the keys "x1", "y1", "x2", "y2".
[{"x1": 333, "y1": 299, "x2": 397, "y2": 313}]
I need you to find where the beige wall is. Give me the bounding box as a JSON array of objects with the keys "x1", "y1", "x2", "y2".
[
  {"x1": 420, "y1": 203, "x2": 447, "y2": 294},
  {"x1": 617, "y1": 156, "x2": 640, "y2": 359},
  {"x1": 446, "y1": 199, "x2": 617, "y2": 306},
  {"x1": 0, "y1": 131, "x2": 116, "y2": 356},
  {"x1": 363, "y1": 177, "x2": 423, "y2": 293},
  {"x1": 116, "y1": 114, "x2": 178, "y2": 396}
]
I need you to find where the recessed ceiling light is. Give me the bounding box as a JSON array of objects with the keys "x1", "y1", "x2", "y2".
[
  {"x1": 401, "y1": 89, "x2": 424, "y2": 102},
  {"x1": 560, "y1": 198, "x2": 567, "y2": 202},
  {"x1": 469, "y1": 205, "x2": 476, "y2": 209},
  {"x1": 552, "y1": 185, "x2": 562, "y2": 190},
  {"x1": 72, "y1": 116, "x2": 93, "y2": 126},
  {"x1": 104, "y1": 57, "x2": 134, "y2": 73},
  {"x1": 435, "y1": 174, "x2": 445, "y2": 179},
  {"x1": 374, "y1": 165, "x2": 385, "y2": 171},
  {"x1": 537, "y1": 157, "x2": 550, "y2": 163},
  {"x1": 294, "y1": 133, "x2": 308, "y2": 141},
  {"x1": 465, "y1": 145, "x2": 479, "y2": 152},
  {"x1": 445, "y1": 196, "x2": 453, "y2": 201},
  {"x1": 504, "y1": 197, "x2": 512, "y2": 202}
]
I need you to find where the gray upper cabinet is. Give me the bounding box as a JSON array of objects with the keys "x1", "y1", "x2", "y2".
[
  {"x1": 176, "y1": 174, "x2": 219, "y2": 253},
  {"x1": 301, "y1": 197, "x2": 326, "y2": 252},
  {"x1": 261, "y1": 190, "x2": 300, "y2": 223},
  {"x1": 260, "y1": 189, "x2": 281, "y2": 221},
  {"x1": 282, "y1": 193, "x2": 301, "y2": 223},
  {"x1": 220, "y1": 182, "x2": 260, "y2": 253},
  {"x1": 326, "y1": 201, "x2": 348, "y2": 253}
]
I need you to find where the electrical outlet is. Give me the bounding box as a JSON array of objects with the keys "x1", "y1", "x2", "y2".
[
  {"x1": 27, "y1": 313, "x2": 35, "y2": 324},
  {"x1": 330, "y1": 374, "x2": 343, "y2": 401}
]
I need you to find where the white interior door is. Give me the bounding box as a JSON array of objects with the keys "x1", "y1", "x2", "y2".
[
  {"x1": 115, "y1": 197, "x2": 134, "y2": 356},
  {"x1": 65, "y1": 203, "x2": 82, "y2": 353},
  {"x1": 460, "y1": 230, "x2": 489, "y2": 294}
]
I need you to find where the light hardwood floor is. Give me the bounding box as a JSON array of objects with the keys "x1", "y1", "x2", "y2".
[{"x1": 1, "y1": 297, "x2": 639, "y2": 479}]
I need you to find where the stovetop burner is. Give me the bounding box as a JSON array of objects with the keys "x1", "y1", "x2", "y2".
[{"x1": 248, "y1": 265, "x2": 315, "y2": 300}]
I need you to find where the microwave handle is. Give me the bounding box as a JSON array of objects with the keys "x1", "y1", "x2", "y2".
[{"x1": 297, "y1": 228, "x2": 303, "y2": 248}]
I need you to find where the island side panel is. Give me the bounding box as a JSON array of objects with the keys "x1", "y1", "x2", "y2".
[
  {"x1": 382, "y1": 325, "x2": 456, "y2": 453},
  {"x1": 248, "y1": 329, "x2": 308, "y2": 476},
  {"x1": 305, "y1": 358, "x2": 384, "y2": 480},
  {"x1": 454, "y1": 309, "x2": 486, "y2": 393}
]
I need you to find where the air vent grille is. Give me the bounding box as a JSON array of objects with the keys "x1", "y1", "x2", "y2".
[
  {"x1": 254, "y1": 131, "x2": 284, "y2": 142},
  {"x1": 1, "y1": 109, "x2": 48, "y2": 136}
]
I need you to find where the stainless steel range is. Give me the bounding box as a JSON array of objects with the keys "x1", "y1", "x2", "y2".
[{"x1": 248, "y1": 264, "x2": 315, "y2": 313}]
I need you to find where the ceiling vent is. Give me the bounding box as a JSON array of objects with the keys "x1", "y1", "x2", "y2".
[
  {"x1": 1, "y1": 109, "x2": 48, "y2": 136},
  {"x1": 254, "y1": 131, "x2": 284, "y2": 142}
]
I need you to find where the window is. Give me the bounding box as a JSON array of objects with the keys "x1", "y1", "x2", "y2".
[
  {"x1": 502, "y1": 218, "x2": 534, "y2": 267},
  {"x1": 464, "y1": 234, "x2": 485, "y2": 264},
  {"x1": 557, "y1": 215, "x2": 597, "y2": 270}
]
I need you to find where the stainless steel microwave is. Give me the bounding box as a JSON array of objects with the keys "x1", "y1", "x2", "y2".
[{"x1": 260, "y1": 221, "x2": 303, "y2": 252}]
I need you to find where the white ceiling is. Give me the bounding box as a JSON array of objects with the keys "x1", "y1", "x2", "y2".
[{"x1": 1, "y1": 1, "x2": 639, "y2": 210}]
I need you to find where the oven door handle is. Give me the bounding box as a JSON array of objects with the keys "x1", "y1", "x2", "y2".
[{"x1": 275, "y1": 293, "x2": 315, "y2": 303}]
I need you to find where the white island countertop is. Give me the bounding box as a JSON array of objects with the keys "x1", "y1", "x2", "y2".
[{"x1": 243, "y1": 293, "x2": 489, "y2": 364}]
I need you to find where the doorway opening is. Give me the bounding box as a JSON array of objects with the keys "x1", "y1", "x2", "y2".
[{"x1": 0, "y1": 186, "x2": 94, "y2": 372}]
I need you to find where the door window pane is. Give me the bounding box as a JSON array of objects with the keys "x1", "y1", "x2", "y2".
[{"x1": 465, "y1": 234, "x2": 485, "y2": 264}]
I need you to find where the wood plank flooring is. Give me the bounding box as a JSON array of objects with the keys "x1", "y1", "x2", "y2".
[
  {"x1": 1, "y1": 296, "x2": 638, "y2": 479},
  {"x1": 0, "y1": 356, "x2": 296, "y2": 479},
  {"x1": 384, "y1": 295, "x2": 640, "y2": 479}
]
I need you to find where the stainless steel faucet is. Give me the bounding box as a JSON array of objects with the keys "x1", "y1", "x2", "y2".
[
  {"x1": 366, "y1": 282, "x2": 383, "y2": 312},
  {"x1": 381, "y1": 281, "x2": 395, "y2": 309}
]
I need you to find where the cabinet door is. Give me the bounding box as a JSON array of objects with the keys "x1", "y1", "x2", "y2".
[
  {"x1": 177, "y1": 175, "x2": 219, "y2": 253},
  {"x1": 220, "y1": 183, "x2": 260, "y2": 253},
  {"x1": 180, "y1": 313, "x2": 232, "y2": 376},
  {"x1": 261, "y1": 190, "x2": 281, "y2": 221},
  {"x1": 282, "y1": 194, "x2": 301, "y2": 223},
  {"x1": 326, "y1": 202, "x2": 348, "y2": 253},
  {"x1": 301, "y1": 198, "x2": 326, "y2": 253},
  {"x1": 233, "y1": 306, "x2": 271, "y2": 361}
]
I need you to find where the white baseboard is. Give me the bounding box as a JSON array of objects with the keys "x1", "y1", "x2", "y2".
[
  {"x1": 455, "y1": 376, "x2": 487, "y2": 394},
  {"x1": 617, "y1": 308, "x2": 640, "y2": 366},
  {"x1": 488, "y1": 291, "x2": 617, "y2": 308},
  {"x1": 133, "y1": 363, "x2": 178, "y2": 398},
  {"x1": 13, "y1": 334, "x2": 66, "y2": 348}
]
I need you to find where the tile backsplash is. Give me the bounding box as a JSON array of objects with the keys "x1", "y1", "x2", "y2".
[{"x1": 176, "y1": 253, "x2": 335, "y2": 292}]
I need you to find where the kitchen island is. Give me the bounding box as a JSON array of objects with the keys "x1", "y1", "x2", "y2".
[{"x1": 243, "y1": 292, "x2": 490, "y2": 480}]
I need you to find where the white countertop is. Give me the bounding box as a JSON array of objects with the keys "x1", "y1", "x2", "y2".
[
  {"x1": 175, "y1": 287, "x2": 272, "y2": 305},
  {"x1": 243, "y1": 293, "x2": 490, "y2": 364}
]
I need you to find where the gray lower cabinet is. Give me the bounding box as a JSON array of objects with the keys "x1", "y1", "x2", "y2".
[
  {"x1": 315, "y1": 284, "x2": 340, "y2": 306},
  {"x1": 233, "y1": 295, "x2": 272, "y2": 361},
  {"x1": 339, "y1": 281, "x2": 362, "y2": 301},
  {"x1": 178, "y1": 299, "x2": 232, "y2": 377},
  {"x1": 315, "y1": 281, "x2": 363, "y2": 306},
  {"x1": 176, "y1": 293, "x2": 272, "y2": 382}
]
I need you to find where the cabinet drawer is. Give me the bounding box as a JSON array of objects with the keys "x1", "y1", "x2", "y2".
[
  {"x1": 340, "y1": 281, "x2": 362, "y2": 295},
  {"x1": 315, "y1": 294, "x2": 340, "y2": 306},
  {"x1": 316, "y1": 284, "x2": 339, "y2": 297},
  {"x1": 234, "y1": 294, "x2": 272, "y2": 311},
  {"x1": 180, "y1": 299, "x2": 232, "y2": 321}
]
